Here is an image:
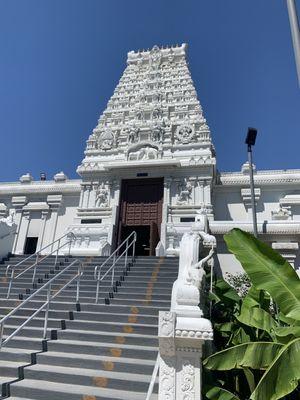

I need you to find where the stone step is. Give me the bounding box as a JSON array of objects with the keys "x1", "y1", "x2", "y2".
[
  {"x1": 23, "y1": 363, "x2": 158, "y2": 393},
  {"x1": 46, "y1": 339, "x2": 157, "y2": 360},
  {"x1": 36, "y1": 351, "x2": 156, "y2": 374},
  {"x1": 56, "y1": 329, "x2": 157, "y2": 347}
]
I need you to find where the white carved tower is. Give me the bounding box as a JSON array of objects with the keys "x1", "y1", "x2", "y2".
[{"x1": 70, "y1": 44, "x2": 216, "y2": 256}]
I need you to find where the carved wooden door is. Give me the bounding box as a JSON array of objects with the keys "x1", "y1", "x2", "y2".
[{"x1": 117, "y1": 178, "x2": 163, "y2": 255}]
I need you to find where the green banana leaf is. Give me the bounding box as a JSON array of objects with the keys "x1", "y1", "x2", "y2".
[
  {"x1": 237, "y1": 304, "x2": 277, "y2": 334},
  {"x1": 224, "y1": 229, "x2": 300, "y2": 321},
  {"x1": 214, "y1": 279, "x2": 241, "y2": 303},
  {"x1": 203, "y1": 342, "x2": 283, "y2": 370},
  {"x1": 274, "y1": 326, "x2": 300, "y2": 341},
  {"x1": 206, "y1": 386, "x2": 240, "y2": 400},
  {"x1": 250, "y1": 338, "x2": 300, "y2": 400}
]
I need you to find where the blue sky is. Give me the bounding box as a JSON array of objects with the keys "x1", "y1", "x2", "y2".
[{"x1": 0, "y1": 0, "x2": 299, "y2": 182}]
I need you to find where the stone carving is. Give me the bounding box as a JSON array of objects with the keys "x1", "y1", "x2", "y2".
[
  {"x1": 0, "y1": 210, "x2": 15, "y2": 227},
  {"x1": 175, "y1": 124, "x2": 195, "y2": 144},
  {"x1": 186, "y1": 246, "x2": 214, "y2": 288},
  {"x1": 150, "y1": 45, "x2": 162, "y2": 67},
  {"x1": 151, "y1": 123, "x2": 164, "y2": 142},
  {"x1": 152, "y1": 91, "x2": 162, "y2": 103},
  {"x1": 160, "y1": 312, "x2": 175, "y2": 337},
  {"x1": 135, "y1": 108, "x2": 144, "y2": 121},
  {"x1": 271, "y1": 205, "x2": 291, "y2": 220},
  {"x1": 181, "y1": 361, "x2": 195, "y2": 396},
  {"x1": 152, "y1": 107, "x2": 163, "y2": 120},
  {"x1": 127, "y1": 126, "x2": 140, "y2": 144},
  {"x1": 160, "y1": 357, "x2": 176, "y2": 400},
  {"x1": 97, "y1": 129, "x2": 115, "y2": 150},
  {"x1": 170, "y1": 215, "x2": 216, "y2": 318},
  {"x1": 128, "y1": 144, "x2": 158, "y2": 161},
  {"x1": 167, "y1": 48, "x2": 174, "y2": 63},
  {"x1": 177, "y1": 179, "x2": 192, "y2": 205},
  {"x1": 159, "y1": 311, "x2": 176, "y2": 357},
  {"x1": 95, "y1": 183, "x2": 109, "y2": 208}
]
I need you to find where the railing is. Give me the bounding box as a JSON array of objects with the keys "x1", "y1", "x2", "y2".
[
  {"x1": 94, "y1": 231, "x2": 137, "y2": 303},
  {"x1": 0, "y1": 258, "x2": 83, "y2": 350},
  {"x1": 5, "y1": 232, "x2": 76, "y2": 299},
  {"x1": 145, "y1": 354, "x2": 159, "y2": 400}
]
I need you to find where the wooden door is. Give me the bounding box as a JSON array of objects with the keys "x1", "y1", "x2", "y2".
[{"x1": 117, "y1": 178, "x2": 163, "y2": 254}]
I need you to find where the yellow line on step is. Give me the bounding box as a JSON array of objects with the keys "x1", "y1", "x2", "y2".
[
  {"x1": 110, "y1": 348, "x2": 122, "y2": 357},
  {"x1": 93, "y1": 376, "x2": 108, "y2": 388}
]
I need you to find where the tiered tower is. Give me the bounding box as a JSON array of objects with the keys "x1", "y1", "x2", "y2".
[{"x1": 72, "y1": 44, "x2": 216, "y2": 256}]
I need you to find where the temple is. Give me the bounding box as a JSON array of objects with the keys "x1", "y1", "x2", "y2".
[{"x1": 1, "y1": 43, "x2": 299, "y2": 273}]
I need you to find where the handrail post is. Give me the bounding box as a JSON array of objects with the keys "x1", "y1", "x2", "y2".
[
  {"x1": 111, "y1": 251, "x2": 117, "y2": 287},
  {"x1": 132, "y1": 233, "x2": 136, "y2": 263},
  {"x1": 68, "y1": 234, "x2": 72, "y2": 258},
  {"x1": 76, "y1": 262, "x2": 82, "y2": 303},
  {"x1": 95, "y1": 266, "x2": 102, "y2": 304},
  {"x1": 6, "y1": 268, "x2": 14, "y2": 299},
  {"x1": 124, "y1": 238, "x2": 128, "y2": 269},
  {"x1": 111, "y1": 260, "x2": 115, "y2": 287},
  {"x1": 0, "y1": 322, "x2": 4, "y2": 350},
  {"x1": 54, "y1": 239, "x2": 60, "y2": 268},
  {"x1": 32, "y1": 263, "x2": 37, "y2": 284},
  {"x1": 43, "y1": 283, "x2": 51, "y2": 339}
]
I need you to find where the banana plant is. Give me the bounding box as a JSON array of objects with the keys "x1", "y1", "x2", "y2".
[{"x1": 203, "y1": 228, "x2": 300, "y2": 400}]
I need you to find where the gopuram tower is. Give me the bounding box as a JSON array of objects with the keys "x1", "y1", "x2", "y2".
[{"x1": 71, "y1": 44, "x2": 216, "y2": 256}]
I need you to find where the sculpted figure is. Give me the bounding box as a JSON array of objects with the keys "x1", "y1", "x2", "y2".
[
  {"x1": 95, "y1": 183, "x2": 109, "y2": 208},
  {"x1": 128, "y1": 126, "x2": 140, "y2": 144},
  {"x1": 151, "y1": 123, "x2": 164, "y2": 142},
  {"x1": 0, "y1": 210, "x2": 15, "y2": 226},
  {"x1": 177, "y1": 179, "x2": 192, "y2": 205}
]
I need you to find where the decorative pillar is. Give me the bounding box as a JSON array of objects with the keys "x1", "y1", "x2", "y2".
[
  {"x1": 86, "y1": 185, "x2": 92, "y2": 209},
  {"x1": 14, "y1": 211, "x2": 30, "y2": 254},
  {"x1": 162, "y1": 178, "x2": 172, "y2": 251},
  {"x1": 79, "y1": 184, "x2": 85, "y2": 208},
  {"x1": 37, "y1": 210, "x2": 49, "y2": 251},
  {"x1": 198, "y1": 180, "x2": 204, "y2": 205},
  {"x1": 11, "y1": 196, "x2": 28, "y2": 254},
  {"x1": 109, "y1": 178, "x2": 121, "y2": 246},
  {"x1": 47, "y1": 195, "x2": 63, "y2": 252}
]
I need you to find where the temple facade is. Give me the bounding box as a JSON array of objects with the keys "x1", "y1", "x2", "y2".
[{"x1": 1, "y1": 44, "x2": 300, "y2": 275}]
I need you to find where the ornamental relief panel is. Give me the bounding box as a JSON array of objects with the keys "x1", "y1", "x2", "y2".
[
  {"x1": 96, "y1": 129, "x2": 116, "y2": 150},
  {"x1": 174, "y1": 124, "x2": 195, "y2": 144}
]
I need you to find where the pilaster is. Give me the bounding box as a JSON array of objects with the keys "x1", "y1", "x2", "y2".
[{"x1": 47, "y1": 194, "x2": 63, "y2": 251}]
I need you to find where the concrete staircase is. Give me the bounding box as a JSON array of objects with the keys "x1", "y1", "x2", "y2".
[{"x1": 0, "y1": 254, "x2": 178, "y2": 399}]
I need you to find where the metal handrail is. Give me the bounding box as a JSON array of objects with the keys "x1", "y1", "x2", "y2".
[
  {"x1": 0, "y1": 258, "x2": 83, "y2": 350},
  {"x1": 146, "y1": 354, "x2": 159, "y2": 400},
  {"x1": 5, "y1": 232, "x2": 76, "y2": 299},
  {"x1": 94, "y1": 231, "x2": 137, "y2": 303}
]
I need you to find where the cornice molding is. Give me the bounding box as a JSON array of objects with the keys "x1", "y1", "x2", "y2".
[
  {"x1": 0, "y1": 180, "x2": 81, "y2": 196},
  {"x1": 210, "y1": 220, "x2": 300, "y2": 235},
  {"x1": 218, "y1": 169, "x2": 300, "y2": 186}
]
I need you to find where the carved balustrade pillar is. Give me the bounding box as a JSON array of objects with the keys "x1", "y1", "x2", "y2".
[{"x1": 158, "y1": 311, "x2": 212, "y2": 400}]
